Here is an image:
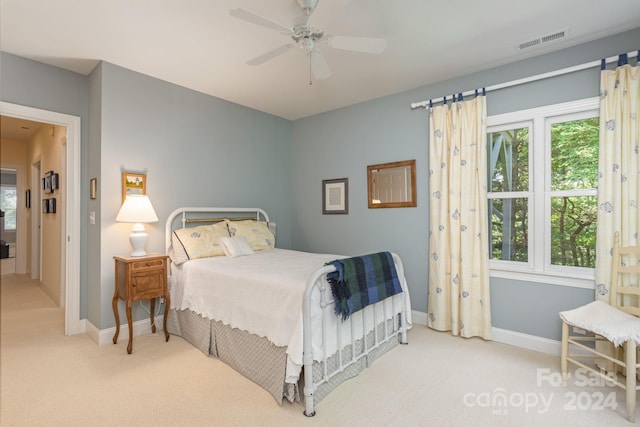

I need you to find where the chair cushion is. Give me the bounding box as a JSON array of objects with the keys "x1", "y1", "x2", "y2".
[{"x1": 560, "y1": 300, "x2": 640, "y2": 346}]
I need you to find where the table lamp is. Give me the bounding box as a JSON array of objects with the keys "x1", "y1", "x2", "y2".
[{"x1": 115, "y1": 195, "x2": 159, "y2": 257}]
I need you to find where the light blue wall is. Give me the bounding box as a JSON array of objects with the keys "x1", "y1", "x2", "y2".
[
  {"x1": 95, "y1": 62, "x2": 292, "y2": 328},
  {"x1": 290, "y1": 27, "x2": 640, "y2": 341}
]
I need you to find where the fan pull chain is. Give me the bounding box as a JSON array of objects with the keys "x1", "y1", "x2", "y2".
[{"x1": 309, "y1": 55, "x2": 313, "y2": 85}]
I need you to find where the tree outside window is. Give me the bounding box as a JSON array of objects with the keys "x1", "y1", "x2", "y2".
[{"x1": 0, "y1": 186, "x2": 17, "y2": 230}]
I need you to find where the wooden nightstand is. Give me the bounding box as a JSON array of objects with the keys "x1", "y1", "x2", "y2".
[{"x1": 112, "y1": 254, "x2": 170, "y2": 354}]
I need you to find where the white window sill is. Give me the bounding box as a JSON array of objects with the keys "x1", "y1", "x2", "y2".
[{"x1": 490, "y1": 268, "x2": 594, "y2": 290}]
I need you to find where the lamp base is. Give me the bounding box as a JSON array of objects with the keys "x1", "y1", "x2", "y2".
[{"x1": 129, "y1": 223, "x2": 148, "y2": 257}]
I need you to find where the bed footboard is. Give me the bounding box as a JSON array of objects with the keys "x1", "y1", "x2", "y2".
[{"x1": 301, "y1": 252, "x2": 410, "y2": 417}]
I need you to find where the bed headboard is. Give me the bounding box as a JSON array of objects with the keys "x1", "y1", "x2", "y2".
[{"x1": 165, "y1": 207, "x2": 270, "y2": 254}]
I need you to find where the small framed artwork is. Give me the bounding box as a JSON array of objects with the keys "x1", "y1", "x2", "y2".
[
  {"x1": 43, "y1": 199, "x2": 48, "y2": 213},
  {"x1": 26, "y1": 190, "x2": 30, "y2": 209},
  {"x1": 322, "y1": 178, "x2": 349, "y2": 215},
  {"x1": 90, "y1": 178, "x2": 97, "y2": 200},
  {"x1": 42, "y1": 176, "x2": 51, "y2": 194},
  {"x1": 51, "y1": 173, "x2": 59, "y2": 190},
  {"x1": 122, "y1": 172, "x2": 146, "y2": 201},
  {"x1": 45, "y1": 171, "x2": 54, "y2": 194},
  {"x1": 49, "y1": 198, "x2": 56, "y2": 214}
]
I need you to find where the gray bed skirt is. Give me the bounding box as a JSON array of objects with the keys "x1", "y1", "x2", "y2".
[{"x1": 167, "y1": 308, "x2": 399, "y2": 406}]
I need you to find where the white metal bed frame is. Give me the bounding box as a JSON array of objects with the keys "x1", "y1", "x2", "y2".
[{"x1": 165, "y1": 207, "x2": 410, "y2": 416}]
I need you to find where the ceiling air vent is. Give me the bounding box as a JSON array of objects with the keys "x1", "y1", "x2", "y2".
[{"x1": 516, "y1": 28, "x2": 569, "y2": 51}]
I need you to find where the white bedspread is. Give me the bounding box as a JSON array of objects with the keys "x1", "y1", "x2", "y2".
[{"x1": 170, "y1": 248, "x2": 411, "y2": 382}]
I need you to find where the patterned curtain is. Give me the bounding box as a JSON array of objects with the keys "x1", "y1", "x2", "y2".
[
  {"x1": 427, "y1": 95, "x2": 492, "y2": 339},
  {"x1": 594, "y1": 56, "x2": 639, "y2": 372},
  {"x1": 595, "y1": 57, "x2": 640, "y2": 301}
]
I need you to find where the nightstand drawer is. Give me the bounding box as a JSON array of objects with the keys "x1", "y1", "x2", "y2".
[{"x1": 130, "y1": 258, "x2": 165, "y2": 271}]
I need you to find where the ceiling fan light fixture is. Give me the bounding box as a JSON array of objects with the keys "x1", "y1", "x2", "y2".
[{"x1": 301, "y1": 38, "x2": 315, "y2": 52}]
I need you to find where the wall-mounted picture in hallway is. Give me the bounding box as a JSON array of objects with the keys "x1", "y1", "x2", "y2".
[{"x1": 51, "y1": 173, "x2": 59, "y2": 190}]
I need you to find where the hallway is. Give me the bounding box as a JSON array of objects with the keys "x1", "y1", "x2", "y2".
[{"x1": 1, "y1": 255, "x2": 16, "y2": 275}]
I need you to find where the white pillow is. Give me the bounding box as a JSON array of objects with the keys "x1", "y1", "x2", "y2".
[{"x1": 220, "y1": 236, "x2": 255, "y2": 258}]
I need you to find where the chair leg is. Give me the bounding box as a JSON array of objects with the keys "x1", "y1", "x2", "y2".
[
  {"x1": 561, "y1": 322, "x2": 569, "y2": 384},
  {"x1": 626, "y1": 340, "x2": 637, "y2": 422}
]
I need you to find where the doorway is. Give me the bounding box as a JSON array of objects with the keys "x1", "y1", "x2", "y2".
[
  {"x1": 0, "y1": 168, "x2": 18, "y2": 274},
  {"x1": 0, "y1": 102, "x2": 82, "y2": 335}
]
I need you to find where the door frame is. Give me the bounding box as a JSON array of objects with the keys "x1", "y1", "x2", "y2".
[
  {"x1": 31, "y1": 158, "x2": 41, "y2": 280},
  {"x1": 1, "y1": 101, "x2": 82, "y2": 335}
]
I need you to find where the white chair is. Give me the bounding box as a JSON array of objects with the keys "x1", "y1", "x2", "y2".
[{"x1": 560, "y1": 232, "x2": 640, "y2": 422}]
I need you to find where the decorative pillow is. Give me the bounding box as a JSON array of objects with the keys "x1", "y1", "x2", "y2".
[
  {"x1": 168, "y1": 234, "x2": 189, "y2": 265},
  {"x1": 220, "y1": 236, "x2": 254, "y2": 258},
  {"x1": 226, "y1": 220, "x2": 275, "y2": 251},
  {"x1": 170, "y1": 222, "x2": 230, "y2": 264}
]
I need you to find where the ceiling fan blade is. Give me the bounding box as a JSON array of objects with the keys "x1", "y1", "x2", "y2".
[
  {"x1": 310, "y1": 49, "x2": 331, "y2": 80},
  {"x1": 247, "y1": 45, "x2": 294, "y2": 66},
  {"x1": 229, "y1": 8, "x2": 292, "y2": 34},
  {"x1": 325, "y1": 35, "x2": 387, "y2": 54}
]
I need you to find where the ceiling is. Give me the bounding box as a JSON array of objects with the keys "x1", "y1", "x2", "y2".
[
  {"x1": 0, "y1": 116, "x2": 43, "y2": 142},
  {"x1": 1, "y1": 0, "x2": 639, "y2": 121}
]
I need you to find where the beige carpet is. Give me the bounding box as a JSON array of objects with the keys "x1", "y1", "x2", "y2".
[{"x1": 0, "y1": 273, "x2": 635, "y2": 427}]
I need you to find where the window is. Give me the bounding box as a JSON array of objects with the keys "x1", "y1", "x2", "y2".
[
  {"x1": 0, "y1": 185, "x2": 17, "y2": 231},
  {"x1": 487, "y1": 98, "x2": 599, "y2": 288}
]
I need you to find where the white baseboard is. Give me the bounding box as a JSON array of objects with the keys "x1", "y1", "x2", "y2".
[
  {"x1": 410, "y1": 310, "x2": 561, "y2": 356},
  {"x1": 411, "y1": 309, "x2": 428, "y2": 326},
  {"x1": 86, "y1": 315, "x2": 165, "y2": 346},
  {"x1": 491, "y1": 327, "x2": 561, "y2": 356}
]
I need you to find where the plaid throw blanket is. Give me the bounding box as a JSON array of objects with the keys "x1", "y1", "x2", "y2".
[{"x1": 326, "y1": 251, "x2": 403, "y2": 320}]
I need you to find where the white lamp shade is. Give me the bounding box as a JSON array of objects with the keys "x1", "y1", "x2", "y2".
[
  {"x1": 116, "y1": 195, "x2": 158, "y2": 257},
  {"x1": 116, "y1": 195, "x2": 159, "y2": 223}
]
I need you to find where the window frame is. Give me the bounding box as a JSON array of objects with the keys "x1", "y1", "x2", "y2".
[
  {"x1": 0, "y1": 184, "x2": 18, "y2": 231},
  {"x1": 487, "y1": 97, "x2": 599, "y2": 289}
]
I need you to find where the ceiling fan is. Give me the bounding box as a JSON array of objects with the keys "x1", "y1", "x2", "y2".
[{"x1": 229, "y1": 0, "x2": 387, "y2": 81}]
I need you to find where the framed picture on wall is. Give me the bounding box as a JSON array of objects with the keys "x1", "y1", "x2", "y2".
[
  {"x1": 43, "y1": 171, "x2": 54, "y2": 194},
  {"x1": 322, "y1": 178, "x2": 349, "y2": 215},
  {"x1": 51, "y1": 173, "x2": 59, "y2": 190},
  {"x1": 49, "y1": 198, "x2": 56, "y2": 214},
  {"x1": 121, "y1": 172, "x2": 146, "y2": 201}
]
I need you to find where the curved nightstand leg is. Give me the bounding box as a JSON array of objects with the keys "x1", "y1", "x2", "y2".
[
  {"x1": 126, "y1": 303, "x2": 133, "y2": 354},
  {"x1": 112, "y1": 296, "x2": 120, "y2": 344},
  {"x1": 163, "y1": 294, "x2": 170, "y2": 342},
  {"x1": 150, "y1": 298, "x2": 157, "y2": 334}
]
